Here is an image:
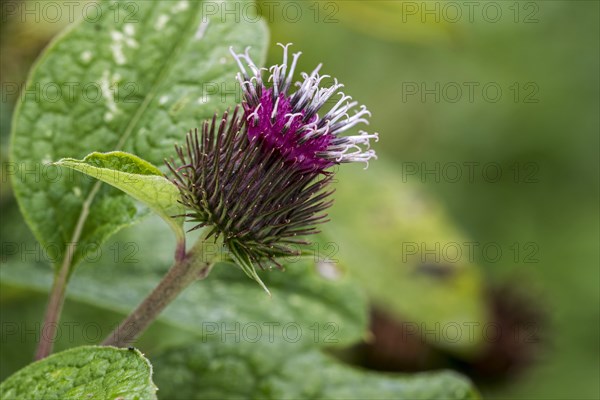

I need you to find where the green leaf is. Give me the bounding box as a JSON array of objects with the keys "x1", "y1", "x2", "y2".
[
  {"x1": 322, "y1": 160, "x2": 489, "y2": 355},
  {"x1": 0, "y1": 346, "x2": 157, "y2": 400},
  {"x1": 0, "y1": 216, "x2": 368, "y2": 348},
  {"x1": 10, "y1": 0, "x2": 268, "y2": 272},
  {"x1": 55, "y1": 151, "x2": 184, "y2": 241},
  {"x1": 152, "y1": 341, "x2": 479, "y2": 400}
]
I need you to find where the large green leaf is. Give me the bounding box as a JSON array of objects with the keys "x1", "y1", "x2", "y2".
[
  {"x1": 0, "y1": 346, "x2": 157, "y2": 400},
  {"x1": 10, "y1": 0, "x2": 268, "y2": 272},
  {"x1": 322, "y1": 160, "x2": 488, "y2": 355},
  {"x1": 0, "y1": 216, "x2": 368, "y2": 348},
  {"x1": 152, "y1": 341, "x2": 479, "y2": 400},
  {"x1": 55, "y1": 151, "x2": 184, "y2": 241}
]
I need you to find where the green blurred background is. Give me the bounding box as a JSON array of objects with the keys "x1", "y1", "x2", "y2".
[
  {"x1": 271, "y1": 2, "x2": 600, "y2": 398},
  {"x1": 1, "y1": 1, "x2": 598, "y2": 399}
]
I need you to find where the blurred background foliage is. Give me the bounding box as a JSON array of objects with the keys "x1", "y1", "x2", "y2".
[{"x1": 1, "y1": 1, "x2": 598, "y2": 399}]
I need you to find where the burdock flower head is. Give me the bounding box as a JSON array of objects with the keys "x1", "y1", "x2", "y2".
[
  {"x1": 167, "y1": 44, "x2": 378, "y2": 292},
  {"x1": 232, "y1": 43, "x2": 378, "y2": 171}
]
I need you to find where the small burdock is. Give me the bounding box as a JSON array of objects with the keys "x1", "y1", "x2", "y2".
[{"x1": 167, "y1": 44, "x2": 379, "y2": 292}]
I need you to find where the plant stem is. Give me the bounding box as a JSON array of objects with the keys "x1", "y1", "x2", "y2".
[
  {"x1": 35, "y1": 183, "x2": 101, "y2": 360},
  {"x1": 34, "y1": 257, "x2": 69, "y2": 360},
  {"x1": 102, "y1": 239, "x2": 214, "y2": 347}
]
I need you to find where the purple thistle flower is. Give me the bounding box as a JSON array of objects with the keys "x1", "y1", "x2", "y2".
[
  {"x1": 231, "y1": 43, "x2": 378, "y2": 172},
  {"x1": 167, "y1": 45, "x2": 379, "y2": 292},
  {"x1": 166, "y1": 108, "x2": 333, "y2": 293}
]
